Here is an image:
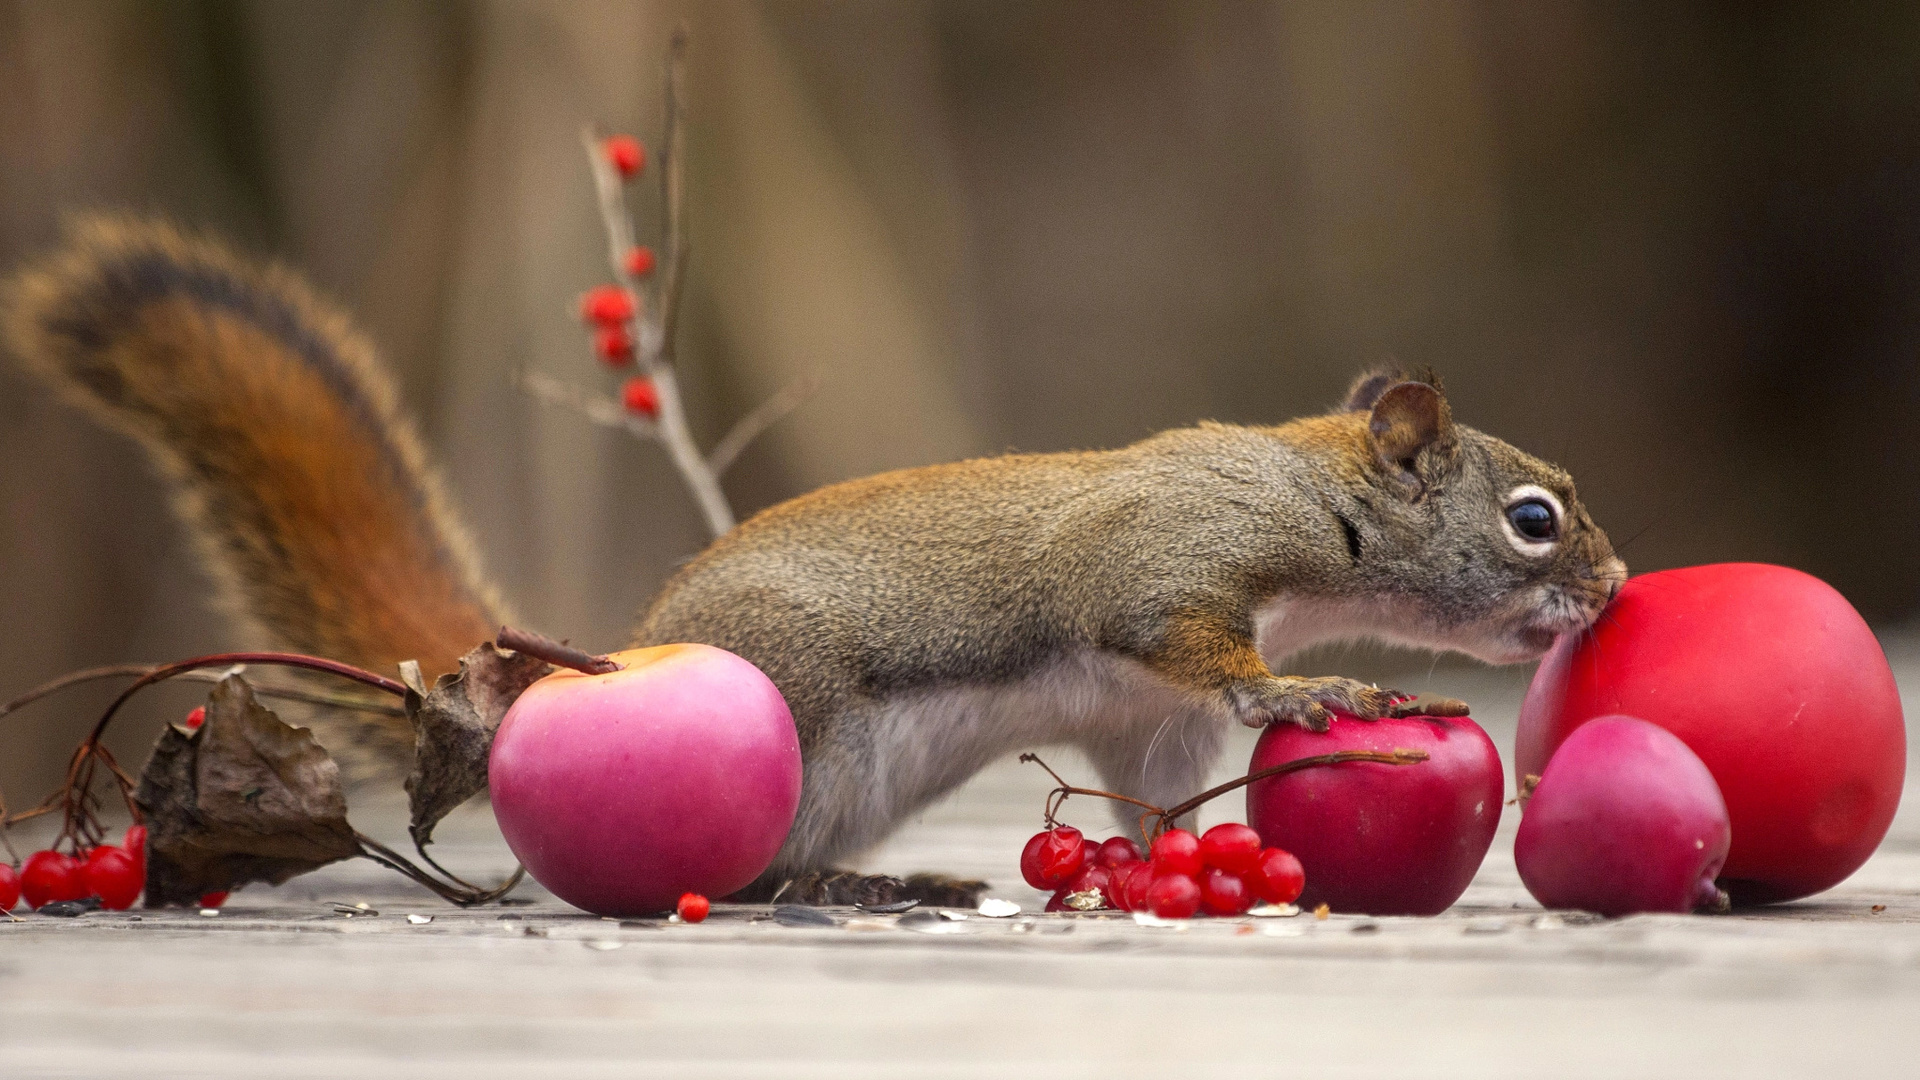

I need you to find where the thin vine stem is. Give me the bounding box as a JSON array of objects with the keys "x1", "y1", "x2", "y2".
[
  {"x1": 1020, "y1": 747, "x2": 1431, "y2": 844},
  {"x1": 355, "y1": 831, "x2": 525, "y2": 906}
]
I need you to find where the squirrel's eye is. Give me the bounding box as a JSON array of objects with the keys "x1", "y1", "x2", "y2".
[{"x1": 1506, "y1": 499, "x2": 1558, "y2": 542}]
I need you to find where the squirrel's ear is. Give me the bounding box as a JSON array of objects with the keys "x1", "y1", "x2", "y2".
[
  {"x1": 1342, "y1": 370, "x2": 1403, "y2": 412},
  {"x1": 1367, "y1": 381, "x2": 1455, "y2": 487}
]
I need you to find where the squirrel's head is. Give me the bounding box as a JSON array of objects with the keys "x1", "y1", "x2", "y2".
[{"x1": 1330, "y1": 370, "x2": 1626, "y2": 664}]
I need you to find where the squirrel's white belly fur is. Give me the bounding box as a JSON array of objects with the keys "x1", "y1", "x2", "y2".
[{"x1": 802, "y1": 592, "x2": 1408, "y2": 871}]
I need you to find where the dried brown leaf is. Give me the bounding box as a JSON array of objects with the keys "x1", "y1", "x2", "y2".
[
  {"x1": 135, "y1": 675, "x2": 361, "y2": 907},
  {"x1": 403, "y1": 643, "x2": 551, "y2": 850}
]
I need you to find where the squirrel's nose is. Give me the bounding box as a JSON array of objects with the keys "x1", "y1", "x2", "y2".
[{"x1": 1599, "y1": 556, "x2": 1628, "y2": 601}]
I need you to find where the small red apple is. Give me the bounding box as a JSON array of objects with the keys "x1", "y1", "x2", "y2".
[
  {"x1": 1246, "y1": 714, "x2": 1503, "y2": 916},
  {"x1": 489, "y1": 644, "x2": 801, "y2": 916},
  {"x1": 1519, "y1": 564, "x2": 1905, "y2": 904},
  {"x1": 1517, "y1": 715, "x2": 1731, "y2": 916}
]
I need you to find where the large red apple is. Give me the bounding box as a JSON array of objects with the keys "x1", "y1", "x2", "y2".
[
  {"x1": 1246, "y1": 714, "x2": 1503, "y2": 916},
  {"x1": 1519, "y1": 563, "x2": 1905, "y2": 905},
  {"x1": 489, "y1": 644, "x2": 801, "y2": 916}
]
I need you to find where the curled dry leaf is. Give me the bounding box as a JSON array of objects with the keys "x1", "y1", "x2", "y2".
[
  {"x1": 135, "y1": 675, "x2": 361, "y2": 907},
  {"x1": 403, "y1": 643, "x2": 552, "y2": 851}
]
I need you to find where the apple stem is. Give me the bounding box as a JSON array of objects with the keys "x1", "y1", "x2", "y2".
[{"x1": 495, "y1": 626, "x2": 623, "y2": 675}]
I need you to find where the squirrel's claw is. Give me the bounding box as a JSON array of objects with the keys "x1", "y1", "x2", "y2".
[{"x1": 1226, "y1": 676, "x2": 1402, "y2": 730}]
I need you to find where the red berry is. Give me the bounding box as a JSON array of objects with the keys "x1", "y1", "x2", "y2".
[
  {"x1": 580, "y1": 284, "x2": 636, "y2": 325},
  {"x1": 1200, "y1": 822, "x2": 1262, "y2": 873},
  {"x1": 604, "y1": 135, "x2": 645, "y2": 178},
  {"x1": 621, "y1": 376, "x2": 660, "y2": 418},
  {"x1": 1043, "y1": 888, "x2": 1073, "y2": 912},
  {"x1": 82, "y1": 847, "x2": 142, "y2": 910},
  {"x1": 199, "y1": 891, "x2": 229, "y2": 909},
  {"x1": 183, "y1": 706, "x2": 206, "y2": 730},
  {"x1": 123, "y1": 824, "x2": 147, "y2": 875},
  {"x1": 1110, "y1": 861, "x2": 1154, "y2": 912},
  {"x1": 1095, "y1": 836, "x2": 1143, "y2": 868},
  {"x1": 1149, "y1": 829, "x2": 1202, "y2": 877},
  {"x1": 676, "y1": 892, "x2": 710, "y2": 923},
  {"x1": 595, "y1": 326, "x2": 635, "y2": 366},
  {"x1": 21, "y1": 851, "x2": 84, "y2": 909},
  {"x1": 624, "y1": 246, "x2": 657, "y2": 278},
  {"x1": 1247, "y1": 847, "x2": 1306, "y2": 905},
  {"x1": 1021, "y1": 826, "x2": 1090, "y2": 890},
  {"x1": 0, "y1": 863, "x2": 19, "y2": 911},
  {"x1": 1145, "y1": 872, "x2": 1202, "y2": 919},
  {"x1": 1199, "y1": 867, "x2": 1254, "y2": 915},
  {"x1": 1064, "y1": 865, "x2": 1112, "y2": 908}
]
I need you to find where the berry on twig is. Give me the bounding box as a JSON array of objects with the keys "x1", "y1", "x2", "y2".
[
  {"x1": 604, "y1": 135, "x2": 645, "y2": 179},
  {"x1": 622, "y1": 376, "x2": 660, "y2": 418},
  {"x1": 595, "y1": 327, "x2": 635, "y2": 366},
  {"x1": 624, "y1": 246, "x2": 656, "y2": 278},
  {"x1": 580, "y1": 285, "x2": 636, "y2": 326}
]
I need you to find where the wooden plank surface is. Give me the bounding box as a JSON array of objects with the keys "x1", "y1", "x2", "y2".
[{"x1": 3, "y1": 662, "x2": 1917, "y2": 1078}]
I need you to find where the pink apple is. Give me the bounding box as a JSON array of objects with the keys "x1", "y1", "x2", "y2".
[
  {"x1": 489, "y1": 644, "x2": 801, "y2": 916},
  {"x1": 1246, "y1": 714, "x2": 1503, "y2": 916},
  {"x1": 1516, "y1": 715, "x2": 1731, "y2": 916},
  {"x1": 1519, "y1": 564, "x2": 1905, "y2": 904}
]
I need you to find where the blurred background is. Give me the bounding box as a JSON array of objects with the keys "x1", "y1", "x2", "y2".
[{"x1": 3, "y1": 1, "x2": 1919, "y2": 799}]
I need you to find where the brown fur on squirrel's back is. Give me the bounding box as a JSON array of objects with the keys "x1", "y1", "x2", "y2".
[{"x1": 0, "y1": 216, "x2": 502, "y2": 759}]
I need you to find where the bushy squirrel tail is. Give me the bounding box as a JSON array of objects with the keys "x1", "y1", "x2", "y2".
[{"x1": 1, "y1": 215, "x2": 504, "y2": 753}]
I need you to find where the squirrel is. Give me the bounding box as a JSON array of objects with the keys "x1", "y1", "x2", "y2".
[{"x1": 2, "y1": 217, "x2": 1626, "y2": 905}]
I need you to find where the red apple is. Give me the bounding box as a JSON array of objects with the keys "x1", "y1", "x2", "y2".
[
  {"x1": 1516, "y1": 715, "x2": 1731, "y2": 916},
  {"x1": 489, "y1": 644, "x2": 801, "y2": 916},
  {"x1": 1246, "y1": 714, "x2": 1503, "y2": 916},
  {"x1": 1519, "y1": 564, "x2": 1905, "y2": 905}
]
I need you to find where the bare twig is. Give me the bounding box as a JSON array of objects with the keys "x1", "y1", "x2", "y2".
[
  {"x1": 707, "y1": 375, "x2": 818, "y2": 474},
  {"x1": 658, "y1": 26, "x2": 689, "y2": 362}
]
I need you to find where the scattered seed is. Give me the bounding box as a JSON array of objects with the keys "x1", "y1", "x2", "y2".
[
  {"x1": 1350, "y1": 922, "x2": 1380, "y2": 934},
  {"x1": 406, "y1": 914, "x2": 433, "y2": 925},
  {"x1": 497, "y1": 913, "x2": 523, "y2": 921},
  {"x1": 198, "y1": 908, "x2": 220, "y2": 918},
  {"x1": 583, "y1": 939, "x2": 624, "y2": 951},
  {"x1": 1872, "y1": 904, "x2": 1887, "y2": 914},
  {"x1": 857, "y1": 899, "x2": 919, "y2": 915},
  {"x1": 1463, "y1": 918, "x2": 1509, "y2": 935},
  {"x1": 1313, "y1": 903, "x2": 1330, "y2": 920},
  {"x1": 1249, "y1": 903, "x2": 1300, "y2": 918},
  {"x1": 976, "y1": 898, "x2": 1021, "y2": 918},
  {"x1": 772, "y1": 905, "x2": 837, "y2": 928}
]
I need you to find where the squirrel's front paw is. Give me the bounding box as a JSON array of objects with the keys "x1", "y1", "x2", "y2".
[{"x1": 1225, "y1": 676, "x2": 1404, "y2": 731}]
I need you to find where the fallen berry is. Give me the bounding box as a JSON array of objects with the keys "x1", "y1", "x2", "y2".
[
  {"x1": 604, "y1": 135, "x2": 645, "y2": 178},
  {"x1": 676, "y1": 892, "x2": 710, "y2": 923},
  {"x1": 1018, "y1": 826, "x2": 1084, "y2": 890},
  {"x1": 1064, "y1": 864, "x2": 1112, "y2": 908},
  {"x1": 624, "y1": 246, "x2": 656, "y2": 278},
  {"x1": 21, "y1": 851, "x2": 85, "y2": 909},
  {"x1": 580, "y1": 284, "x2": 637, "y2": 325},
  {"x1": 82, "y1": 847, "x2": 142, "y2": 910},
  {"x1": 1246, "y1": 847, "x2": 1305, "y2": 905},
  {"x1": 1150, "y1": 828, "x2": 1202, "y2": 877},
  {"x1": 1199, "y1": 867, "x2": 1253, "y2": 915},
  {"x1": 1145, "y1": 872, "x2": 1202, "y2": 919},
  {"x1": 183, "y1": 706, "x2": 206, "y2": 730},
  {"x1": 1095, "y1": 836, "x2": 1143, "y2": 868},
  {"x1": 1118, "y1": 862, "x2": 1156, "y2": 911},
  {"x1": 1199, "y1": 822, "x2": 1262, "y2": 874},
  {"x1": 123, "y1": 824, "x2": 147, "y2": 875},
  {"x1": 595, "y1": 326, "x2": 635, "y2": 366},
  {"x1": 621, "y1": 376, "x2": 660, "y2": 418}
]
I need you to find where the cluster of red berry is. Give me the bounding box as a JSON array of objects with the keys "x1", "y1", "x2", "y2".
[
  {"x1": 576, "y1": 134, "x2": 661, "y2": 417},
  {"x1": 1, "y1": 707, "x2": 227, "y2": 914},
  {"x1": 1020, "y1": 823, "x2": 1305, "y2": 919}
]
